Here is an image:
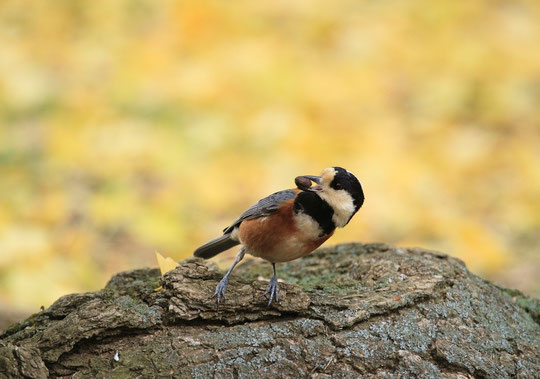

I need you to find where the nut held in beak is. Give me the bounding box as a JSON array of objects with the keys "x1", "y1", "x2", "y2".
[{"x1": 295, "y1": 176, "x2": 313, "y2": 191}]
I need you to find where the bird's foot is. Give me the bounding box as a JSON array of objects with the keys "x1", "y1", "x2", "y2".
[
  {"x1": 212, "y1": 276, "x2": 229, "y2": 305},
  {"x1": 263, "y1": 276, "x2": 279, "y2": 306}
]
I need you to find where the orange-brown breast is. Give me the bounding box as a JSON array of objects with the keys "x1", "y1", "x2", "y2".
[{"x1": 237, "y1": 198, "x2": 333, "y2": 262}]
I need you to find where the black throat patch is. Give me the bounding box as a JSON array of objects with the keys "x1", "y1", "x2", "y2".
[{"x1": 293, "y1": 191, "x2": 335, "y2": 236}]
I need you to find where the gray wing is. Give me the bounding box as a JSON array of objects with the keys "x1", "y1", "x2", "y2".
[{"x1": 223, "y1": 189, "x2": 297, "y2": 234}]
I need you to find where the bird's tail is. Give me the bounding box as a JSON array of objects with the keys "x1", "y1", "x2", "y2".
[{"x1": 193, "y1": 234, "x2": 240, "y2": 259}]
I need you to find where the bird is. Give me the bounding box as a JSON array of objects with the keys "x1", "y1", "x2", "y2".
[{"x1": 193, "y1": 166, "x2": 365, "y2": 306}]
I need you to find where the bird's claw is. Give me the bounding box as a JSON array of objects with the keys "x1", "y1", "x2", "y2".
[
  {"x1": 263, "y1": 276, "x2": 279, "y2": 306},
  {"x1": 212, "y1": 277, "x2": 228, "y2": 305}
]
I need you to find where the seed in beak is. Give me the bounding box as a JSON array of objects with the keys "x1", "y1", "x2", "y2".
[{"x1": 295, "y1": 176, "x2": 313, "y2": 191}]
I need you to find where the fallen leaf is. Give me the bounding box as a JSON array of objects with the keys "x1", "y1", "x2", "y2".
[{"x1": 155, "y1": 252, "x2": 179, "y2": 276}]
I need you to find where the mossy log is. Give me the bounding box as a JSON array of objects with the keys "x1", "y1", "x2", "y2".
[{"x1": 1, "y1": 243, "x2": 539, "y2": 378}]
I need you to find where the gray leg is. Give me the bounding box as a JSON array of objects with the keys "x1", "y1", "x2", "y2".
[
  {"x1": 263, "y1": 263, "x2": 279, "y2": 306},
  {"x1": 213, "y1": 247, "x2": 245, "y2": 305}
]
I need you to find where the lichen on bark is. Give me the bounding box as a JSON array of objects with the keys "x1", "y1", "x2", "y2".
[{"x1": 1, "y1": 243, "x2": 539, "y2": 378}]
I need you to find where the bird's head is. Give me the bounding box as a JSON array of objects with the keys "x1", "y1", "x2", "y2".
[{"x1": 303, "y1": 167, "x2": 364, "y2": 228}]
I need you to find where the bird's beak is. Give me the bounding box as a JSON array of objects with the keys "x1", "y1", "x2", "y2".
[{"x1": 303, "y1": 175, "x2": 321, "y2": 185}]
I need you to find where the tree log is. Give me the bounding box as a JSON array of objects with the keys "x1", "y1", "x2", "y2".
[{"x1": 1, "y1": 243, "x2": 539, "y2": 378}]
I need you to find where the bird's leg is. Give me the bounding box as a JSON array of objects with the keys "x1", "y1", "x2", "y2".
[
  {"x1": 213, "y1": 247, "x2": 245, "y2": 305},
  {"x1": 263, "y1": 263, "x2": 279, "y2": 306}
]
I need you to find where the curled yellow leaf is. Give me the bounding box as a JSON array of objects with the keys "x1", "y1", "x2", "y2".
[{"x1": 155, "y1": 252, "x2": 179, "y2": 276}]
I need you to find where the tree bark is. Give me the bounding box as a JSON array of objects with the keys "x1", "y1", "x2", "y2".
[{"x1": 1, "y1": 243, "x2": 539, "y2": 378}]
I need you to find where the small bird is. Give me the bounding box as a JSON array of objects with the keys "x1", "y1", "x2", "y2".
[{"x1": 194, "y1": 167, "x2": 365, "y2": 306}]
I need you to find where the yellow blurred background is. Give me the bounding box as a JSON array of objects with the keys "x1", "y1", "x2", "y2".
[{"x1": 1, "y1": 0, "x2": 539, "y2": 313}]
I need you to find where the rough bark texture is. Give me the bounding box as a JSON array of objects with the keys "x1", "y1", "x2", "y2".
[{"x1": 1, "y1": 243, "x2": 539, "y2": 378}]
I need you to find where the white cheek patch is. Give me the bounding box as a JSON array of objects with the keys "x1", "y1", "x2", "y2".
[
  {"x1": 321, "y1": 167, "x2": 337, "y2": 185},
  {"x1": 318, "y1": 188, "x2": 356, "y2": 228}
]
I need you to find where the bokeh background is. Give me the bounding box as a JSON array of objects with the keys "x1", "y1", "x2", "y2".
[{"x1": 1, "y1": 0, "x2": 539, "y2": 315}]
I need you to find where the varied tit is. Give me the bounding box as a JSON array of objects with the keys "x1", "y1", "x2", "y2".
[{"x1": 194, "y1": 167, "x2": 365, "y2": 306}]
